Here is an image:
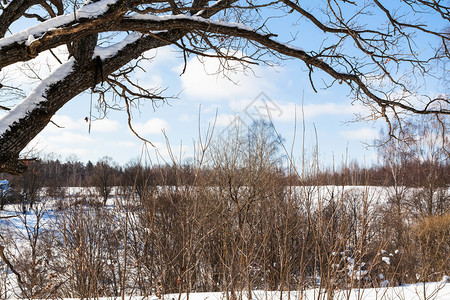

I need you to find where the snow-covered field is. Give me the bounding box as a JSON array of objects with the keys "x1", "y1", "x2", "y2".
[
  {"x1": 56, "y1": 283, "x2": 450, "y2": 300},
  {"x1": 0, "y1": 186, "x2": 448, "y2": 299}
]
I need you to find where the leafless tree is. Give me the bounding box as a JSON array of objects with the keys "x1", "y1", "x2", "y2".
[
  {"x1": 91, "y1": 156, "x2": 117, "y2": 205},
  {"x1": 122, "y1": 158, "x2": 158, "y2": 201},
  {"x1": 0, "y1": 0, "x2": 448, "y2": 174}
]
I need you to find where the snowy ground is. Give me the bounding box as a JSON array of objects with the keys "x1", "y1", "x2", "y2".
[
  {"x1": 56, "y1": 283, "x2": 450, "y2": 300},
  {"x1": 0, "y1": 186, "x2": 448, "y2": 299}
]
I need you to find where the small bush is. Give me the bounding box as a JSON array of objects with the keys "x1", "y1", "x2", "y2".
[{"x1": 412, "y1": 213, "x2": 450, "y2": 281}]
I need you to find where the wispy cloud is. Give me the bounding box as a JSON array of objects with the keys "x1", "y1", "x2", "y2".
[
  {"x1": 45, "y1": 131, "x2": 95, "y2": 144},
  {"x1": 46, "y1": 115, "x2": 86, "y2": 132},
  {"x1": 133, "y1": 118, "x2": 170, "y2": 135},
  {"x1": 90, "y1": 118, "x2": 121, "y2": 133},
  {"x1": 340, "y1": 127, "x2": 379, "y2": 141},
  {"x1": 177, "y1": 52, "x2": 276, "y2": 101},
  {"x1": 225, "y1": 97, "x2": 368, "y2": 123}
]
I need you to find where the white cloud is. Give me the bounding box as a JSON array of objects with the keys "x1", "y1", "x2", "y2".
[
  {"x1": 46, "y1": 131, "x2": 95, "y2": 144},
  {"x1": 27, "y1": 131, "x2": 94, "y2": 159},
  {"x1": 90, "y1": 118, "x2": 121, "y2": 133},
  {"x1": 141, "y1": 74, "x2": 164, "y2": 90},
  {"x1": 224, "y1": 97, "x2": 368, "y2": 123},
  {"x1": 48, "y1": 146, "x2": 92, "y2": 157},
  {"x1": 144, "y1": 46, "x2": 179, "y2": 67},
  {"x1": 213, "y1": 114, "x2": 238, "y2": 127},
  {"x1": 116, "y1": 141, "x2": 138, "y2": 148},
  {"x1": 179, "y1": 113, "x2": 197, "y2": 122},
  {"x1": 301, "y1": 102, "x2": 363, "y2": 119},
  {"x1": 133, "y1": 118, "x2": 170, "y2": 135},
  {"x1": 45, "y1": 115, "x2": 85, "y2": 133},
  {"x1": 46, "y1": 115, "x2": 121, "y2": 134},
  {"x1": 340, "y1": 127, "x2": 379, "y2": 141},
  {"x1": 177, "y1": 53, "x2": 276, "y2": 101}
]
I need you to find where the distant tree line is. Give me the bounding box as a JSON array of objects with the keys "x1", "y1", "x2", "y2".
[
  {"x1": 0, "y1": 122, "x2": 449, "y2": 209},
  {"x1": 0, "y1": 150, "x2": 448, "y2": 202}
]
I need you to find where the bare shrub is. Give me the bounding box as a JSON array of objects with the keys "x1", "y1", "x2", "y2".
[
  {"x1": 56, "y1": 203, "x2": 124, "y2": 298},
  {"x1": 1, "y1": 203, "x2": 60, "y2": 298},
  {"x1": 412, "y1": 213, "x2": 450, "y2": 282}
]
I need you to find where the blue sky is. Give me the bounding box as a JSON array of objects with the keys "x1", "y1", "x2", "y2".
[
  {"x1": 5, "y1": 1, "x2": 446, "y2": 168},
  {"x1": 22, "y1": 45, "x2": 381, "y2": 167}
]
